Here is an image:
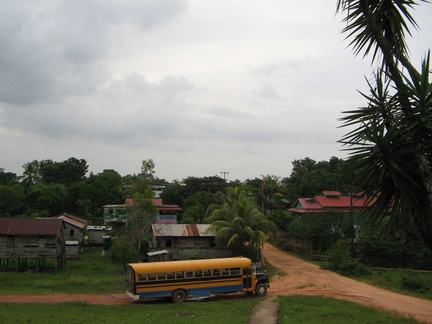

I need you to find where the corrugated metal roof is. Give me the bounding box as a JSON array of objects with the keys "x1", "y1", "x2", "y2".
[
  {"x1": 152, "y1": 224, "x2": 215, "y2": 237},
  {"x1": 57, "y1": 214, "x2": 87, "y2": 229},
  {"x1": 0, "y1": 218, "x2": 63, "y2": 236}
]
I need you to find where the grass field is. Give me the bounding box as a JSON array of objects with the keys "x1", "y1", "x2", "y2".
[
  {"x1": 0, "y1": 247, "x2": 125, "y2": 294},
  {"x1": 0, "y1": 295, "x2": 418, "y2": 323}
]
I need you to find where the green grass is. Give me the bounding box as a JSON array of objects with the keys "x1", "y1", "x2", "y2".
[
  {"x1": 352, "y1": 269, "x2": 432, "y2": 301},
  {"x1": 0, "y1": 297, "x2": 260, "y2": 324},
  {"x1": 0, "y1": 247, "x2": 125, "y2": 294},
  {"x1": 278, "y1": 295, "x2": 418, "y2": 323},
  {"x1": 0, "y1": 296, "x2": 419, "y2": 323}
]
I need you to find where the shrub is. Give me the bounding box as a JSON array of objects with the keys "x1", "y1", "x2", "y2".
[
  {"x1": 400, "y1": 272, "x2": 430, "y2": 293},
  {"x1": 322, "y1": 242, "x2": 370, "y2": 276}
]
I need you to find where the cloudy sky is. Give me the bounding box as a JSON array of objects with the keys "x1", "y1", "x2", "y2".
[{"x1": 1, "y1": 0, "x2": 431, "y2": 182}]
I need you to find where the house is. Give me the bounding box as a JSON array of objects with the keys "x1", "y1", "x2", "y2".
[
  {"x1": 103, "y1": 198, "x2": 183, "y2": 226},
  {"x1": 56, "y1": 213, "x2": 87, "y2": 254},
  {"x1": 0, "y1": 217, "x2": 65, "y2": 271},
  {"x1": 86, "y1": 225, "x2": 112, "y2": 246},
  {"x1": 149, "y1": 223, "x2": 231, "y2": 261},
  {"x1": 289, "y1": 191, "x2": 376, "y2": 214}
]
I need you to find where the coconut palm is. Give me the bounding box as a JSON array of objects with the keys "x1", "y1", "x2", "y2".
[
  {"x1": 260, "y1": 175, "x2": 284, "y2": 214},
  {"x1": 205, "y1": 187, "x2": 277, "y2": 254},
  {"x1": 20, "y1": 160, "x2": 42, "y2": 191},
  {"x1": 337, "y1": 1, "x2": 432, "y2": 248}
]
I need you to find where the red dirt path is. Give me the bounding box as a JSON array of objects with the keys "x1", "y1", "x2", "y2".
[{"x1": 1, "y1": 244, "x2": 431, "y2": 323}]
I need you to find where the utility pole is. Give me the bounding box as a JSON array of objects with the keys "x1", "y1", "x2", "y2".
[{"x1": 220, "y1": 171, "x2": 229, "y2": 180}]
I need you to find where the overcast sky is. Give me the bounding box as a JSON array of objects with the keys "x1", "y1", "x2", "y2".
[{"x1": 1, "y1": 0, "x2": 431, "y2": 182}]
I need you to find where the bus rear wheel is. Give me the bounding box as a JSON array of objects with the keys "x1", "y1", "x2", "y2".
[
  {"x1": 172, "y1": 289, "x2": 187, "y2": 303},
  {"x1": 255, "y1": 283, "x2": 267, "y2": 297}
]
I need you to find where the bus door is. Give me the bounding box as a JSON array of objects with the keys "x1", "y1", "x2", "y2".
[{"x1": 242, "y1": 267, "x2": 253, "y2": 292}]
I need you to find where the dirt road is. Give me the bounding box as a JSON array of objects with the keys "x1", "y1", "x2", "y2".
[
  {"x1": 1, "y1": 244, "x2": 431, "y2": 322},
  {"x1": 263, "y1": 243, "x2": 432, "y2": 323}
]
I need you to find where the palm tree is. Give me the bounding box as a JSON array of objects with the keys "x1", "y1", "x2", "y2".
[
  {"x1": 205, "y1": 187, "x2": 277, "y2": 259},
  {"x1": 337, "y1": 1, "x2": 432, "y2": 248},
  {"x1": 20, "y1": 160, "x2": 42, "y2": 191},
  {"x1": 260, "y1": 175, "x2": 284, "y2": 214}
]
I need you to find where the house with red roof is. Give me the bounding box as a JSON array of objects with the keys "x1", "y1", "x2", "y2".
[
  {"x1": 289, "y1": 191, "x2": 376, "y2": 214},
  {"x1": 103, "y1": 198, "x2": 183, "y2": 226}
]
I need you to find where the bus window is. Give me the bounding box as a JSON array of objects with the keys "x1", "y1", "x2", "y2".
[
  {"x1": 167, "y1": 272, "x2": 175, "y2": 279},
  {"x1": 157, "y1": 273, "x2": 166, "y2": 280},
  {"x1": 231, "y1": 268, "x2": 241, "y2": 275},
  {"x1": 186, "y1": 271, "x2": 194, "y2": 278},
  {"x1": 138, "y1": 274, "x2": 147, "y2": 281},
  {"x1": 204, "y1": 270, "x2": 212, "y2": 277},
  {"x1": 213, "y1": 269, "x2": 220, "y2": 276},
  {"x1": 222, "y1": 268, "x2": 229, "y2": 276},
  {"x1": 148, "y1": 273, "x2": 156, "y2": 281},
  {"x1": 194, "y1": 270, "x2": 202, "y2": 277},
  {"x1": 243, "y1": 268, "x2": 252, "y2": 275},
  {"x1": 176, "y1": 271, "x2": 185, "y2": 279}
]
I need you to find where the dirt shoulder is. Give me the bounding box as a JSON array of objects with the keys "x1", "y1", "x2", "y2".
[{"x1": 1, "y1": 244, "x2": 432, "y2": 323}]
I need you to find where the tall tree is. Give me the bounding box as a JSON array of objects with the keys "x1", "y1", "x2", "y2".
[
  {"x1": 20, "y1": 160, "x2": 42, "y2": 191},
  {"x1": 260, "y1": 175, "x2": 284, "y2": 214},
  {"x1": 337, "y1": 1, "x2": 432, "y2": 248}
]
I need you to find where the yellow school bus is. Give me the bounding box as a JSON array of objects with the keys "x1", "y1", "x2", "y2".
[{"x1": 126, "y1": 257, "x2": 269, "y2": 303}]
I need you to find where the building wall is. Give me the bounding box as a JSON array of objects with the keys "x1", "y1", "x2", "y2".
[{"x1": 0, "y1": 234, "x2": 64, "y2": 259}]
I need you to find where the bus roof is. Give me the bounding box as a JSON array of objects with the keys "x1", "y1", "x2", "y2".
[{"x1": 127, "y1": 257, "x2": 252, "y2": 273}]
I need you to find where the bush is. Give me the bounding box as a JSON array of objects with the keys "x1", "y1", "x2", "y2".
[
  {"x1": 322, "y1": 242, "x2": 370, "y2": 276},
  {"x1": 400, "y1": 272, "x2": 430, "y2": 293}
]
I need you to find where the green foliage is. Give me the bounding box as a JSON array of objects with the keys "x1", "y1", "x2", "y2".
[
  {"x1": 266, "y1": 210, "x2": 292, "y2": 232},
  {"x1": 337, "y1": 1, "x2": 432, "y2": 250},
  {"x1": 400, "y1": 271, "x2": 431, "y2": 293},
  {"x1": 40, "y1": 158, "x2": 88, "y2": 185},
  {"x1": 0, "y1": 182, "x2": 25, "y2": 216},
  {"x1": 26, "y1": 183, "x2": 69, "y2": 215},
  {"x1": 282, "y1": 157, "x2": 353, "y2": 202},
  {"x1": 206, "y1": 187, "x2": 277, "y2": 256},
  {"x1": 359, "y1": 225, "x2": 432, "y2": 269},
  {"x1": 109, "y1": 237, "x2": 142, "y2": 267},
  {"x1": 183, "y1": 190, "x2": 218, "y2": 211},
  {"x1": 322, "y1": 242, "x2": 370, "y2": 276},
  {"x1": 77, "y1": 169, "x2": 123, "y2": 221}
]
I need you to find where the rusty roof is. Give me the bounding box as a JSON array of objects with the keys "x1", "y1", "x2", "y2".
[
  {"x1": 0, "y1": 217, "x2": 63, "y2": 236},
  {"x1": 151, "y1": 224, "x2": 215, "y2": 237},
  {"x1": 56, "y1": 213, "x2": 87, "y2": 229}
]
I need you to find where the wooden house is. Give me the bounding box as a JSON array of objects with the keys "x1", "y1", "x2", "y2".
[
  {"x1": 56, "y1": 213, "x2": 87, "y2": 252},
  {"x1": 86, "y1": 225, "x2": 112, "y2": 246},
  {"x1": 149, "y1": 224, "x2": 231, "y2": 261},
  {"x1": 0, "y1": 217, "x2": 65, "y2": 271}
]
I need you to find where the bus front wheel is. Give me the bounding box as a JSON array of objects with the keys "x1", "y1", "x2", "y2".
[
  {"x1": 255, "y1": 283, "x2": 267, "y2": 297},
  {"x1": 172, "y1": 289, "x2": 187, "y2": 303}
]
